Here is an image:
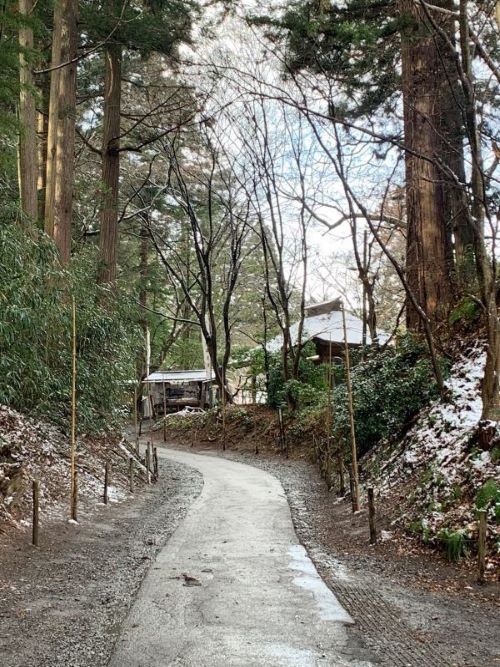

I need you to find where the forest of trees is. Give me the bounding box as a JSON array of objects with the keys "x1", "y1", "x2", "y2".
[{"x1": 0, "y1": 0, "x2": 498, "y2": 431}]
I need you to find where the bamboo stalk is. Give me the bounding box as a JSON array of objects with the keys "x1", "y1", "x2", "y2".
[
  {"x1": 70, "y1": 296, "x2": 77, "y2": 521},
  {"x1": 341, "y1": 304, "x2": 360, "y2": 512},
  {"x1": 221, "y1": 376, "x2": 226, "y2": 452},
  {"x1": 326, "y1": 335, "x2": 333, "y2": 487}
]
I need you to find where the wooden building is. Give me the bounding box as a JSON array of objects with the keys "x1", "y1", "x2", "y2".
[
  {"x1": 142, "y1": 369, "x2": 215, "y2": 416},
  {"x1": 266, "y1": 298, "x2": 388, "y2": 363}
]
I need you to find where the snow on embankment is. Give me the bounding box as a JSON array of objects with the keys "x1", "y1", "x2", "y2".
[
  {"x1": 369, "y1": 343, "x2": 499, "y2": 556},
  {"x1": 0, "y1": 406, "x2": 140, "y2": 533}
]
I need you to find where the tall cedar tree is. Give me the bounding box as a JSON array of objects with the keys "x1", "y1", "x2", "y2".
[
  {"x1": 257, "y1": 0, "x2": 474, "y2": 329},
  {"x1": 88, "y1": 0, "x2": 195, "y2": 284}
]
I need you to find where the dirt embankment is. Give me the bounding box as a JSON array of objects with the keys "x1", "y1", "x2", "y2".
[{"x1": 0, "y1": 405, "x2": 148, "y2": 534}]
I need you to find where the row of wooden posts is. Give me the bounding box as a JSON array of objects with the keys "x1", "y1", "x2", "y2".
[
  {"x1": 310, "y1": 434, "x2": 489, "y2": 584},
  {"x1": 31, "y1": 440, "x2": 159, "y2": 548}
]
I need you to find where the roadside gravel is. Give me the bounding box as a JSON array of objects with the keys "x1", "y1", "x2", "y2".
[{"x1": 0, "y1": 459, "x2": 202, "y2": 667}]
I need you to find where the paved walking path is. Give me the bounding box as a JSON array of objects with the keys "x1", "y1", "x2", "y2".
[{"x1": 110, "y1": 448, "x2": 372, "y2": 666}]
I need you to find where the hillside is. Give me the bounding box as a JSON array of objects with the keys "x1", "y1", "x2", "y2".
[{"x1": 0, "y1": 406, "x2": 145, "y2": 534}]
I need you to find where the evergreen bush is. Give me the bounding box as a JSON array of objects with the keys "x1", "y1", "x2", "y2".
[{"x1": 0, "y1": 224, "x2": 140, "y2": 433}]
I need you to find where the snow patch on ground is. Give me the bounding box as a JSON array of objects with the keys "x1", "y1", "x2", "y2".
[
  {"x1": 0, "y1": 406, "x2": 141, "y2": 532},
  {"x1": 370, "y1": 343, "x2": 499, "y2": 549}
]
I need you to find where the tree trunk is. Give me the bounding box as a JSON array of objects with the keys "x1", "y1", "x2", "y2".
[
  {"x1": 97, "y1": 39, "x2": 122, "y2": 284},
  {"x1": 18, "y1": 0, "x2": 38, "y2": 224},
  {"x1": 44, "y1": 0, "x2": 62, "y2": 236},
  {"x1": 52, "y1": 0, "x2": 78, "y2": 264},
  {"x1": 401, "y1": 0, "x2": 456, "y2": 329},
  {"x1": 137, "y1": 218, "x2": 149, "y2": 380},
  {"x1": 37, "y1": 78, "x2": 49, "y2": 221},
  {"x1": 457, "y1": 0, "x2": 499, "y2": 420}
]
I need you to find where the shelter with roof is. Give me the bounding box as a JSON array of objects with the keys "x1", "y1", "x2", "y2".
[
  {"x1": 267, "y1": 298, "x2": 388, "y2": 363},
  {"x1": 142, "y1": 369, "x2": 215, "y2": 416}
]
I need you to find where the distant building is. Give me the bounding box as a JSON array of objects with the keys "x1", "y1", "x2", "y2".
[
  {"x1": 142, "y1": 369, "x2": 215, "y2": 416},
  {"x1": 267, "y1": 298, "x2": 388, "y2": 363}
]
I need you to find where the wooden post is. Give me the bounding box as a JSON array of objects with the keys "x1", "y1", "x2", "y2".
[
  {"x1": 162, "y1": 382, "x2": 167, "y2": 442},
  {"x1": 337, "y1": 446, "x2": 346, "y2": 496},
  {"x1": 129, "y1": 458, "x2": 134, "y2": 494},
  {"x1": 153, "y1": 446, "x2": 159, "y2": 481},
  {"x1": 278, "y1": 407, "x2": 285, "y2": 455},
  {"x1": 368, "y1": 487, "x2": 377, "y2": 545},
  {"x1": 145, "y1": 443, "x2": 151, "y2": 484},
  {"x1": 361, "y1": 228, "x2": 368, "y2": 351},
  {"x1": 477, "y1": 510, "x2": 487, "y2": 584},
  {"x1": 70, "y1": 296, "x2": 78, "y2": 522},
  {"x1": 341, "y1": 304, "x2": 360, "y2": 512},
  {"x1": 221, "y1": 376, "x2": 226, "y2": 452},
  {"x1": 32, "y1": 480, "x2": 39, "y2": 547},
  {"x1": 349, "y1": 465, "x2": 354, "y2": 502},
  {"x1": 133, "y1": 384, "x2": 138, "y2": 448},
  {"x1": 103, "y1": 462, "x2": 110, "y2": 504}
]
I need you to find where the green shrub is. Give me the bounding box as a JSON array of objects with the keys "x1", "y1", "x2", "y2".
[
  {"x1": 266, "y1": 342, "x2": 327, "y2": 408},
  {"x1": 449, "y1": 296, "x2": 480, "y2": 326},
  {"x1": 438, "y1": 528, "x2": 468, "y2": 562},
  {"x1": 0, "y1": 224, "x2": 141, "y2": 433},
  {"x1": 332, "y1": 335, "x2": 444, "y2": 456},
  {"x1": 475, "y1": 480, "x2": 500, "y2": 522}
]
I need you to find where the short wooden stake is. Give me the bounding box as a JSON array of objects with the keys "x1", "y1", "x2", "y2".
[
  {"x1": 163, "y1": 381, "x2": 167, "y2": 442},
  {"x1": 477, "y1": 510, "x2": 487, "y2": 584},
  {"x1": 145, "y1": 445, "x2": 151, "y2": 484},
  {"x1": 32, "y1": 480, "x2": 39, "y2": 547},
  {"x1": 153, "y1": 446, "x2": 159, "y2": 481},
  {"x1": 349, "y1": 466, "x2": 355, "y2": 504},
  {"x1": 368, "y1": 487, "x2": 377, "y2": 545},
  {"x1": 129, "y1": 458, "x2": 134, "y2": 494},
  {"x1": 135, "y1": 439, "x2": 140, "y2": 457},
  {"x1": 337, "y1": 448, "x2": 346, "y2": 496},
  {"x1": 103, "y1": 462, "x2": 110, "y2": 504}
]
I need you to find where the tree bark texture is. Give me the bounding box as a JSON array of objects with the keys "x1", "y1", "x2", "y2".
[
  {"x1": 18, "y1": 0, "x2": 38, "y2": 223},
  {"x1": 52, "y1": 0, "x2": 78, "y2": 264},
  {"x1": 44, "y1": 0, "x2": 62, "y2": 236},
  {"x1": 97, "y1": 40, "x2": 122, "y2": 284},
  {"x1": 401, "y1": 0, "x2": 462, "y2": 329},
  {"x1": 37, "y1": 78, "x2": 49, "y2": 221}
]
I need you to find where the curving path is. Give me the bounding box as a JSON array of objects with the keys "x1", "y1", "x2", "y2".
[{"x1": 109, "y1": 448, "x2": 372, "y2": 667}]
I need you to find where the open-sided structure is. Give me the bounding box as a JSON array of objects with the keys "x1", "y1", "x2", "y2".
[{"x1": 142, "y1": 369, "x2": 215, "y2": 416}]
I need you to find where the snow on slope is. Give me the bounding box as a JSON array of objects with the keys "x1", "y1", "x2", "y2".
[
  {"x1": 372, "y1": 343, "x2": 499, "y2": 548},
  {"x1": 0, "y1": 406, "x2": 136, "y2": 532}
]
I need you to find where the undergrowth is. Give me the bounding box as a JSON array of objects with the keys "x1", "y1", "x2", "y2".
[{"x1": 0, "y1": 224, "x2": 141, "y2": 433}]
